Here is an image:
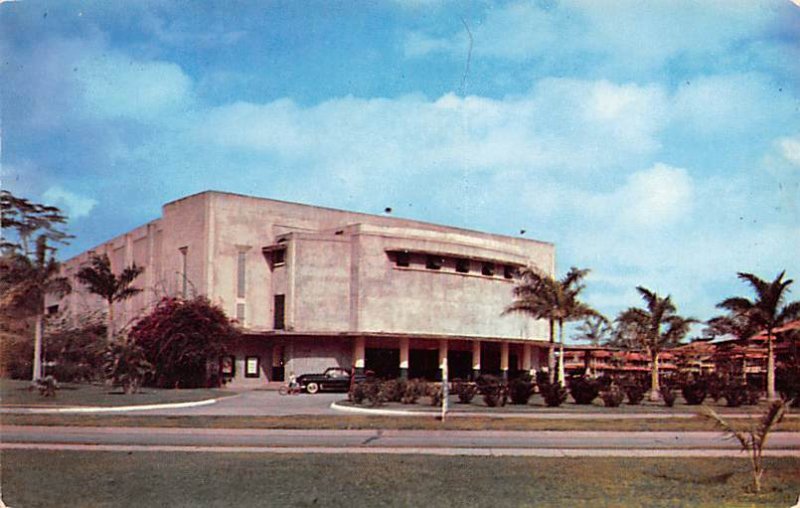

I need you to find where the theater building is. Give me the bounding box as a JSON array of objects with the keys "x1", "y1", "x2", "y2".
[{"x1": 57, "y1": 191, "x2": 555, "y2": 387}]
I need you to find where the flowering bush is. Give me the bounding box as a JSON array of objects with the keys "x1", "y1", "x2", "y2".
[{"x1": 130, "y1": 297, "x2": 238, "y2": 388}]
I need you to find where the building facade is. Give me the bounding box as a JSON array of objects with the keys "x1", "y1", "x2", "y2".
[{"x1": 57, "y1": 191, "x2": 555, "y2": 387}]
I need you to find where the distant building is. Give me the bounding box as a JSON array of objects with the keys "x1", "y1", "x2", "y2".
[{"x1": 56, "y1": 191, "x2": 555, "y2": 387}]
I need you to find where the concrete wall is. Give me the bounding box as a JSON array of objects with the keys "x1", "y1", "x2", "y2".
[{"x1": 59, "y1": 190, "x2": 555, "y2": 343}]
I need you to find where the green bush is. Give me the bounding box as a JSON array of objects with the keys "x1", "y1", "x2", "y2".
[
  {"x1": 600, "y1": 384, "x2": 624, "y2": 407},
  {"x1": 660, "y1": 386, "x2": 676, "y2": 407},
  {"x1": 681, "y1": 377, "x2": 708, "y2": 405},
  {"x1": 427, "y1": 383, "x2": 443, "y2": 406},
  {"x1": 723, "y1": 383, "x2": 748, "y2": 407},
  {"x1": 540, "y1": 381, "x2": 568, "y2": 407},
  {"x1": 453, "y1": 380, "x2": 478, "y2": 404},
  {"x1": 103, "y1": 336, "x2": 153, "y2": 394},
  {"x1": 624, "y1": 383, "x2": 646, "y2": 405},
  {"x1": 349, "y1": 382, "x2": 366, "y2": 404},
  {"x1": 130, "y1": 297, "x2": 237, "y2": 388},
  {"x1": 568, "y1": 376, "x2": 600, "y2": 405},
  {"x1": 476, "y1": 375, "x2": 508, "y2": 407},
  {"x1": 508, "y1": 374, "x2": 534, "y2": 405},
  {"x1": 380, "y1": 379, "x2": 406, "y2": 403},
  {"x1": 401, "y1": 379, "x2": 424, "y2": 404}
]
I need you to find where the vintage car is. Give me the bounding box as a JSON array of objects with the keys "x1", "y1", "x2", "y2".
[{"x1": 295, "y1": 367, "x2": 369, "y2": 394}]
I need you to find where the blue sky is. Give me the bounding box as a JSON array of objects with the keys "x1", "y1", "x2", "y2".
[{"x1": 2, "y1": 0, "x2": 799, "y2": 336}]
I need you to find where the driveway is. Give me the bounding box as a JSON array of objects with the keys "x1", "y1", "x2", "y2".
[{"x1": 130, "y1": 390, "x2": 343, "y2": 416}]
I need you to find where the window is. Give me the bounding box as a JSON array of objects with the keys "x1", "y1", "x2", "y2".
[
  {"x1": 245, "y1": 356, "x2": 260, "y2": 378},
  {"x1": 504, "y1": 265, "x2": 516, "y2": 279},
  {"x1": 236, "y1": 303, "x2": 246, "y2": 324},
  {"x1": 455, "y1": 258, "x2": 470, "y2": 273},
  {"x1": 237, "y1": 251, "x2": 246, "y2": 298},
  {"x1": 481, "y1": 262, "x2": 495, "y2": 276},
  {"x1": 179, "y1": 246, "x2": 188, "y2": 297},
  {"x1": 274, "y1": 294, "x2": 285, "y2": 330},
  {"x1": 426, "y1": 255, "x2": 443, "y2": 270},
  {"x1": 395, "y1": 251, "x2": 410, "y2": 267},
  {"x1": 46, "y1": 304, "x2": 59, "y2": 315},
  {"x1": 272, "y1": 248, "x2": 286, "y2": 266}
]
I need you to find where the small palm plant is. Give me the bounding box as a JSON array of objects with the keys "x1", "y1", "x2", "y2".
[
  {"x1": 701, "y1": 400, "x2": 787, "y2": 493},
  {"x1": 103, "y1": 336, "x2": 153, "y2": 394}
]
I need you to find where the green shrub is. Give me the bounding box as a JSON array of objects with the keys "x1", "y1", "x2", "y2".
[
  {"x1": 349, "y1": 382, "x2": 366, "y2": 404},
  {"x1": 540, "y1": 381, "x2": 568, "y2": 407},
  {"x1": 723, "y1": 383, "x2": 747, "y2": 407},
  {"x1": 508, "y1": 374, "x2": 534, "y2": 405},
  {"x1": 103, "y1": 336, "x2": 153, "y2": 394},
  {"x1": 476, "y1": 375, "x2": 507, "y2": 407},
  {"x1": 453, "y1": 380, "x2": 478, "y2": 404},
  {"x1": 427, "y1": 383, "x2": 443, "y2": 406},
  {"x1": 401, "y1": 379, "x2": 424, "y2": 404},
  {"x1": 624, "y1": 383, "x2": 646, "y2": 405},
  {"x1": 568, "y1": 376, "x2": 600, "y2": 405},
  {"x1": 660, "y1": 386, "x2": 676, "y2": 407},
  {"x1": 380, "y1": 379, "x2": 406, "y2": 403},
  {"x1": 681, "y1": 377, "x2": 708, "y2": 405},
  {"x1": 362, "y1": 380, "x2": 384, "y2": 407},
  {"x1": 600, "y1": 384, "x2": 624, "y2": 407}
]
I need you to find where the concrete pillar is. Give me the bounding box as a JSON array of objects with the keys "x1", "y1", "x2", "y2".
[
  {"x1": 501, "y1": 342, "x2": 510, "y2": 381},
  {"x1": 522, "y1": 343, "x2": 532, "y2": 375},
  {"x1": 353, "y1": 336, "x2": 366, "y2": 375},
  {"x1": 439, "y1": 339, "x2": 448, "y2": 381},
  {"x1": 399, "y1": 337, "x2": 410, "y2": 379},
  {"x1": 472, "y1": 340, "x2": 481, "y2": 380}
]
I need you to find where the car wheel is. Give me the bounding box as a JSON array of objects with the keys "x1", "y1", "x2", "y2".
[{"x1": 306, "y1": 382, "x2": 319, "y2": 394}]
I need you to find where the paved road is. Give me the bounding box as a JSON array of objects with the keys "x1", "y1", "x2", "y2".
[
  {"x1": 128, "y1": 391, "x2": 343, "y2": 416},
  {"x1": 3, "y1": 426, "x2": 799, "y2": 451}
]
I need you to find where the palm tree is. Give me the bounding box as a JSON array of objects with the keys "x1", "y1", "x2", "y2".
[
  {"x1": 506, "y1": 266, "x2": 596, "y2": 385},
  {"x1": 77, "y1": 254, "x2": 144, "y2": 342},
  {"x1": 0, "y1": 236, "x2": 71, "y2": 380},
  {"x1": 717, "y1": 272, "x2": 800, "y2": 401},
  {"x1": 574, "y1": 314, "x2": 612, "y2": 346},
  {"x1": 617, "y1": 287, "x2": 694, "y2": 401}
]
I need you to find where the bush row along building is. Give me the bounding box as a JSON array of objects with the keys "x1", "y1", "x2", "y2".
[
  {"x1": 563, "y1": 320, "x2": 800, "y2": 381},
  {"x1": 54, "y1": 191, "x2": 556, "y2": 387}
]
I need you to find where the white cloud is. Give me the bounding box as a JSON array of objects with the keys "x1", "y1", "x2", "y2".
[
  {"x1": 778, "y1": 135, "x2": 800, "y2": 167},
  {"x1": 42, "y1": 186, "x2": 98, "y2": 219},
  {"x1": 404, "y1": 0, "x2": 777, "y2": 72},
  {"x1": 77, "y1": 52, "x2": 194, "y2": 121},
  {"x1": 199, "y1": 79, "x2": 668, "y2": 179}
]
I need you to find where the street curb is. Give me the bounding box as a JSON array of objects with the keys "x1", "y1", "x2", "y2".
[
  {"x1": 330, "y1": 401, "x2": 799, "y2": 419},
  {"x1": 0, "y1": 397, "x2": 221, "y2": 414}
]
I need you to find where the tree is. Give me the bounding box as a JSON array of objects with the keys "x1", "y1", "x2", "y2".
[
  {"x1": 717, "y1": 271, "x2": 800, "y2": 401},
  {"x1": 76, "y1": 254, "x2": 144, "y2": 342},
  {"x1": 103, "y1": 336, "x2": 153, "y2": 394},
  {"x1": 1, "y1": 191, "x2": 73, "y2": 381},
  {"x1": 701, "y1": 400, "x2": 787, "y2": 493},
  {"x1": 506, "y1": 267, "x2": 596, "y2": 385},
  {"x1": 1, "y1": 190, "x2": 72, "y2": 256},
  {"x1": 130, "y1": 296, "x2": 238, "y2": 388},
  {"x1": 616, "y1": 287, "x2": 694, "y2": 401},
  {"x1": 574, "y1": 314, "x2": 612, "y2": 346},
  {"x1": 1, "y1": 237, "x2": 71, "y2": 381}
]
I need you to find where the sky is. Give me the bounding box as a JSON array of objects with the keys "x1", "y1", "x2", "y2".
[{"x1": 2, "y1": 0, "x2": 799, "y2": 338}]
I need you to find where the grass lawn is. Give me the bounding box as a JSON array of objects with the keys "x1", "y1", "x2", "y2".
[
  {"x1": 2, "y1": 451, "x2": 798, "y2": 507},
  {"x1": 0, "y1": 379, "x2": 231, "y2": 407},
  {"x1": 4, "y1": 413, "x2": 800, "y2": 432}
]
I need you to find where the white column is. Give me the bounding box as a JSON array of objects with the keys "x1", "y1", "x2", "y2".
[
  {"x1": 439, "y1": 339, "x2": 448, "y2": 374},
  {"x1": 501, "y1": 342, "x2": 509, "y2": 379},
  {"x1": 522, "y1": 343, "x2": 532, "y2": 374},
  {"x1": 399, "y1": 337, "x2": 410, "y2": 378},
  {"x1": 353, "y1": 336, "x2": 366, "y2": 372}
]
